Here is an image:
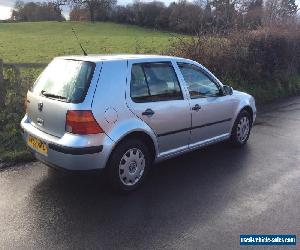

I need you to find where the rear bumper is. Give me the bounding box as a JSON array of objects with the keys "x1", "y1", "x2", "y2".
[
  {"x1": 21, "y1": 115, "x2": 114, "y2": 171},
  {"x1": 48, "y1": 144, "x2": 103, "y2": 155}
]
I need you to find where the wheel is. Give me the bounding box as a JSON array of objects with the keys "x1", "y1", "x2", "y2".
[
  {"x1": 230, "y1": 110, "x2": 252, "y2": 147},
  {"x1": 107, "y1": 138, "x2": 151, "y2": 193}
]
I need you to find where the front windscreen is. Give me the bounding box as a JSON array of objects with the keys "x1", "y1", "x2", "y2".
[{"x1": 32, "y1": 59, "x2": 95, "y2": 103}]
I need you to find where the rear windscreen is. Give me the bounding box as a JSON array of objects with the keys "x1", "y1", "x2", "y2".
[{"x1": 32, "y1": 59, "x2": 95, "y2": 103}]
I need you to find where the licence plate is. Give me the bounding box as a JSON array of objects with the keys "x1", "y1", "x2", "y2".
[{"x1": 28, "y1": 135, "x2": 48, "y2": 155}]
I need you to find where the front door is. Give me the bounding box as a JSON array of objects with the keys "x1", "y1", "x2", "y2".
[
  {"x1": 127, "y1": 61, "x2": 190, "y2": 155},
  {"x1": 177, "y1": 62, "x2": 236, "y2": 146}
]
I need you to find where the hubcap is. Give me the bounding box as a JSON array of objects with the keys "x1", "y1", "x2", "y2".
[
  {"x1": 119, "y1": 148, "x2": 145, "y2": 186},
  {"x1": 237, "y1": 116, "x2": 250, "y2": 143}
]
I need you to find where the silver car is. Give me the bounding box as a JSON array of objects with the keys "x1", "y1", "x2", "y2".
[{"x1": 21, "y1": 55, "x2": 256, "y2": 192}]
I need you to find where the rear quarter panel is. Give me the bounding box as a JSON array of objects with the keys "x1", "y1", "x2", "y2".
[{"x1": 91, "y1": 60, "x2": 159, "y2": 156}]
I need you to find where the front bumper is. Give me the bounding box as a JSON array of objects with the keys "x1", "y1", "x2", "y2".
[
  {"x1": 21, "y1": 115, "x2": 115, "y2": 171},
  {"x1": 252, "y1": 111, "x2": 257, "y2": 125}
]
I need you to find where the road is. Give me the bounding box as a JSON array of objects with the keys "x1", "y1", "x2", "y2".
[{"x1": 1, "y1": 97, "x2": 299, "y2": 250}]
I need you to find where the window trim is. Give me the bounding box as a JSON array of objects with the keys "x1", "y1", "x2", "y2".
[
  {"x1": 141, "y1": 64, "x2": 151, "y2": 97},
  {"x1": 177, "y1": 62, "x2": 223, "y2": 99},
  {"x1": 130, "y1": 61, "x2": 184, "y2": 103}
]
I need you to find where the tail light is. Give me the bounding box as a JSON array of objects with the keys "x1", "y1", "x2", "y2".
[{"x1": 66, "y1": 110, "x2": 104, "y2": 134}]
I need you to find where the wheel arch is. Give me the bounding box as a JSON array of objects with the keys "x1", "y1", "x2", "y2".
[
  {"x1": 240, "y1": 105, "x2": 254, "y2": 124},
  {"x1": 230, "y1": 104, "x2": 254, "y2": 135},
  {"x1": 108, "y1": 129, "x2": 158, "y2": 166}
]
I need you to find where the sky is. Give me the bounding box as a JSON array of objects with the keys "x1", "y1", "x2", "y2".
[{"x1": 0, "y1": 0, "x2": 299, "y2": 20}]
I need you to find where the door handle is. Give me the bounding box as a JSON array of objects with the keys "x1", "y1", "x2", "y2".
[
  {"x1": 142, "y1": 108, "x2": 155, "y2": 116},
  {"x1": 192, "y1": 104, "x2": 201, "y2": 111}
]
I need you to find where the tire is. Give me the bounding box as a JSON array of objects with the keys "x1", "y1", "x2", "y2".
[
  {"x1": 107, "y1": 138, "x2": 151, "y2": 193},
  {"x1": 230, "y1": 110, "x2": 252, "y2": 147}
]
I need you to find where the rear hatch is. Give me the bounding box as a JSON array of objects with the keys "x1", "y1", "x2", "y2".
[{"x1": 26, "y1": 58, "x2": 97, "y2": 138}]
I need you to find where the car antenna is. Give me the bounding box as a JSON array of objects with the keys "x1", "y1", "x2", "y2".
[{"x1": 72, "y1": 27, "x2": 88, "y2": 56}]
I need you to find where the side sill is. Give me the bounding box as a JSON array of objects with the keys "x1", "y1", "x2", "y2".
[{"x1": 155, "y1": 133, "x2": 230, "y2": 163}]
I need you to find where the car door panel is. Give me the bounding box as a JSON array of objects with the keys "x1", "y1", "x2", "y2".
[
  {"x1": 126, "y1": 61, "x2": 191, "y2": 155},
  {"x1": 129, "y1": 100, "x2": 190, "y2": 153},
  {"x1": 176, "y1": 62, "x2": 237, "y2": 145},
  {"x1": 189, "y1": 96, "x2": 236, "y2": 145}
]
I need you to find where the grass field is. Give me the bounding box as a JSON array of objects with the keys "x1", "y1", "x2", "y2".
[
  {"x1": 0, "y1": 21, "x2": 176, "y2": 63},
  {"x1": 1, "y1": 21, "x2": 299, "y2": 165},
  {"x1": 0, "y1": 21, "x2": 178, "y2": 165}
]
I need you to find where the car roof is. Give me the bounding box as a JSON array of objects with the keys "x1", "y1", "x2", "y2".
[{"x1": 56, "y1": 54, "x2": 185, "y2": 62}]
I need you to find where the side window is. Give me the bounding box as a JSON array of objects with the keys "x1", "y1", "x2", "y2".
[
  {"x1": 130, "y1": 64, "x2": 150, "y2": 100},
  {"x1": 178, "y1": 63, "x2": 221, "y2": 99},
  {"x1": 130, "y1": 62, "x2": 183, "y2": 102}
]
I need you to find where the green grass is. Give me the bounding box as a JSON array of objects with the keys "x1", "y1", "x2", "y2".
[
  {"x1": 0, "y1": 150, "x2": 35, "y2": 168},
  {"x1": 0, "y1": 21, "x2": 176, "y2": 63},
  {"x1": 0, "y1": 21, "x2": 179, "y2": 165},
  {"x1": 1, "y1": 21, "x2": 299, "y2": 165}
]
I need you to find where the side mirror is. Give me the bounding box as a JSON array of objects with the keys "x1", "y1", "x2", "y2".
[{"x1": 223, "y1": 85, "x2": 233, "y2": 95}]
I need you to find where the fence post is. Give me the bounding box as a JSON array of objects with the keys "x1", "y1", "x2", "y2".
[{"x1": 0, "y1": 59, "x2": 4, "y2": 108}]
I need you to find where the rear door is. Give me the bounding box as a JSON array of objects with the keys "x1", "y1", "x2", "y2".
[
  {"x1": 126, "y1": 61, "x2": 191, "y2": 155},
  {"x1": 26, "y1": 58, "x2": 100, "y2": 138}
]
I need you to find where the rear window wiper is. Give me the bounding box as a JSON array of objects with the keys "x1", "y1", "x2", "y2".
[{"x1": 41, "y1": 90, "x2": 67, "y2": 100}]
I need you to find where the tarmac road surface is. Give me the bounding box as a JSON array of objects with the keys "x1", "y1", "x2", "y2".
[{"x1": 0, "y1": 96, "x2": 299, "y2": 249}]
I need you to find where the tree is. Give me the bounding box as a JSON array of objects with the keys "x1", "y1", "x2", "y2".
[
  {"x1": 244, "y1": 0, "x2": 264, "y2": 28},
  {"x1": 69, "y1": 5, "x2": 89, "y2": 20},
  {"x1": 264, "y1": 0, "x2": 298, "y2": 25},
  {"x1": 129, "y1": 1, "x2": 165, "y2": 28},
  {"x1": 11, "y1": 1, "x2": 65, "y2": 21},
  {"x1": 11, "y1": 0, "x2": 25, "y2": 20},
  {"x1": 67, "y1": 0, "x2": 116, "y2": 22},
  {"x1": 168, "y1": 0, "x2": 204, "y2": 33},
  {"x1": 278, "y1": 0, "x2": 298, "y2": 19},
  {"x1": 211, "y1": 0, "x2": 238, "y2": 32}
]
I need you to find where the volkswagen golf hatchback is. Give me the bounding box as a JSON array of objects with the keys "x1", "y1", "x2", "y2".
[{"x1": 21, "y1": 55, "x2": 256, "y2": 192}]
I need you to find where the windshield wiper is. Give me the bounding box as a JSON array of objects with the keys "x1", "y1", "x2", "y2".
[{"x1": 41, "y1": 90, "x2": 67, "y2": 100}]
